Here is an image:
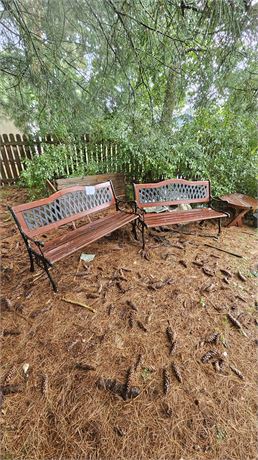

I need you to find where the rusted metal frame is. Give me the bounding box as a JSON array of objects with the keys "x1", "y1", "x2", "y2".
[
  {"x1": 30, "y1": 247, "x2": 57, "y2": 292},
  {"x1": 136, "y1": 214, "x2": 147, "y2": 249},
  {"x1": 131, "y1": 220, "x2": 138, "y2": 240},
  {"x1": 208, "y1": 180, "x2": 211, "y2": 201},
  {"x1": 8, "y1": 206, "x2": 44, "y2": 246},
  {"x1": 8, "y1": 206, "x2": 42, "y2": 270},
  {"x1": 8, "y1": 206, "x2": 57, "y2": 291},
  {"x1": 116, "y1": 200, "x2": 139, "y2": 240},
  {"x1": 109, "y1": 179, "x2": 119, "y2": 210},
  {"x1": 141, "y1": 220, "x2": 147, "y2": 249},
  {"x1": 110, "y1": 179, "x2": 139, "y2": 240},
  {"x1": 135, "y1": 205, "x2": 145, "y2": 217},
  {"x1": 116, "y1": 199, "x2": 137, "y2": 214},
  {"x1": 132, "y1": 216, "x2": 144, "y2": 239}
]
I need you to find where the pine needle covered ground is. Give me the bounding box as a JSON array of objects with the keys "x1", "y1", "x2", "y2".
[{"x1": 0, "y1": 187, "x2": 257, "y2": 460}]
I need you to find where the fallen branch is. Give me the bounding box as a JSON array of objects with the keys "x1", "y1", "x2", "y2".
[
  {"x1": 227, "y1": 313, "x2": 248, "y2": 337},
  {"x1": 75, "y1": 363, "x2": 96, "y2": 371},
  {"x1": 230, "y1": 365, "x2": 244, "y2": 380},
  {"x1": 204, "y1": 244, "x2": 243, "y2": 258},
  {"x1": 62, "y1": 298, "x2": 96, "y2": 313}
]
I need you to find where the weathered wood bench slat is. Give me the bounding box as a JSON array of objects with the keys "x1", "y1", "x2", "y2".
[
  {"x1": 144, "y1": 208, "x2": 226, "y2": 227},
  {"x1": 33, "y1": 212, "x2": 136, "y2": 263}
]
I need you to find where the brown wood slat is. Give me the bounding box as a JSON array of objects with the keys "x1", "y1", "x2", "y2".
[
  {"x1": 220, "y1": 193, "x2": 258, "y2": 210},
  {"x1": 1, "y1": 134, "x2": 15, "y2": 180},
  {"x1": 144, "y1": 208, "x2": 227, "y2": 227},
  {"x1": 22, "y1": 134, "x2": 34, "y2": 160},
  {"x1": 15, "y1": 134, "x2": 28, "y2": 162},
  {"x1": 56, "y1": 173, "x2": 126, "y2": 197},
  {"x1": 33, "y1": 212, "x2": 137, "y2": 263},
  {"x1": 9, "y1": 134, "x2": 23, "y2": 176},
  {"x1": 0, "y1": 135, "x2": 10, "y2": 183}
]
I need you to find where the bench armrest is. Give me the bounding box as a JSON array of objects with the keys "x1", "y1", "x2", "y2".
[
  {"x1": 8, "y1": 205, "x2": 45, "y2": 248},
  {"x1": 116, "y1": 199, "x2": 137, "y2": 213},
  {"x1": 25, "y1": 234, "x2": 45, "y2": 248}
]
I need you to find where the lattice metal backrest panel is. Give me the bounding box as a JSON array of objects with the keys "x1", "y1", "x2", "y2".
[
  {"x1": 137, "y1": 181, "x2": 209, "y2": 206},
  {"x1": 22, "y1": 185, "x2": 113, "y2": 231}
]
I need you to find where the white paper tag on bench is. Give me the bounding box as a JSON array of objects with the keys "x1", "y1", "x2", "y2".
[{"x1": 85, "y1": 186, "x2": 96, "y2": 195}]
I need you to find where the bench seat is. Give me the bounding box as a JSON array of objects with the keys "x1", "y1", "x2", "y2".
[
  {"x1": 143, "y1": 208, "x2": 227, "y2": 228},
  {"x1": 34, "y1": 211, "x2": 137, "y2": 263}
]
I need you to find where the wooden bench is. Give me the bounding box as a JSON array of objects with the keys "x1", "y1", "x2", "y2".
[
  {"x1": 9, "y1": 181, "x2": 138, "y2": 292},
  {"x1": 134, "y1": 179, "x2": 228, "y2": 248},
  {"x1": 55, "y1": 173, "x2": 126, "y2": 199}
]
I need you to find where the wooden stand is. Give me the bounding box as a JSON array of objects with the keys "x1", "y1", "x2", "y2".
[{"x1": 219, "y1": 193, "x2": 258, "y2": 227}]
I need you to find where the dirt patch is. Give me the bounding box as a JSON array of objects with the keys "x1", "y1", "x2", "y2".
[{"x1": 0, "y1": 186, "x2": 257, "y2": 460}]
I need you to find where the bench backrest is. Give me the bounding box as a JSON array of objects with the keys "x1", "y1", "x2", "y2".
[
  {"x1": 11, "y1": 181, "x2": 116, "y2": 237},
  {"x1": 134, "y1": 179, "x2": 210, "y2": 209}
]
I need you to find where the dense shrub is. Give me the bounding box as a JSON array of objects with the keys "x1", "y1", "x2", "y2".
[{"x1": 21, "y1": 107, "x2": 257, "y2": 198}]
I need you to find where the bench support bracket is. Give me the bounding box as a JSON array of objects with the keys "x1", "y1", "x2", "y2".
[
  {"x1": 30, "y1": 248, "x2": 58, "y2": 292},
  {"x1": 141, "y1": 220, "x2": 146, "y2": 249},
  {"x1": 131, "y1": 220, "x2": 138, "y2": 240}
]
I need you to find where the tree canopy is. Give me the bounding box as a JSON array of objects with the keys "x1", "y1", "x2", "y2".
[{"x1": 0, "y1": 0, "x2": 257, "y2": 195}]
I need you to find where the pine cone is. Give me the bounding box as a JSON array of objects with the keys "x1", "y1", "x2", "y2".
[
  {"x1": 124, "y1": 366, "x2": 134, "y2": 400},
  {"x1": 128, "y1": 311, "x2": 134, "y2": 329},
  {"x1": 127, "y1": 300, "x2": 138, "y2": 311},
  {"x1": 163, "y1": 368, "x2": 170, "y2": 395},
  {"x1": 172, "y1": 362, "x2": 182, "y2": 383},
  {"x1": 205, "y1": 332, "x2": 220, "y2": 344},
  {"x1": 3, "y1": 365, "x2": 16, "y2": 384},
  {"x1": 41, "y1": 374, "x2": 48, "y2": 396},
  {"x1": 134, "y1": 353, "x2": 143, "y2": 371},
  {"x1": 201, "y1": 350, "x2": 218, "y2": 363}
]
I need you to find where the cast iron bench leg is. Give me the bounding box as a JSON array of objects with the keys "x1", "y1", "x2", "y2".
[
  {"x1": 141, "y1": 221, "x2": 146, "y2": 249},
  {"x1": 131, "y1": 220, "x2": 138, "y2": 240},
  {"x1": 28, "y1": 247, "x2": 35, "y2": 272},
  {"x1": 42, "y1": 259, "x2": 58, "y2": 292}
]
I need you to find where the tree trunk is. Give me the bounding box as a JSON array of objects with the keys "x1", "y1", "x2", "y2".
[{"x1": 160, "y1": 69, "x2": 178, "y2": 128}]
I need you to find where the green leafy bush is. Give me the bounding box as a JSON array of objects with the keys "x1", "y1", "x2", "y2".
[
  {"x1": 20, "y1": 142, "x2": 103, "y2": 196},
  {"x1": 20, "y1": 106, "x2": 257, "y2": 199},
  {"x1": 91, "y1": 106, "x2": 257, "y2": 197}
]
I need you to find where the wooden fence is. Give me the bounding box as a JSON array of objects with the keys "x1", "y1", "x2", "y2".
[
  {"x1": 0, "y1": 133, "x2": 163, "y2": 186},
  {"x1": 0, "y1": 133, "x2": 123, "y2": 185}
]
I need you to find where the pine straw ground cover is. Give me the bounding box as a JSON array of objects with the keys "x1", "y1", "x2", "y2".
[{"x1": 0, "y1": 186, "x2": 257, "y2": 460}]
